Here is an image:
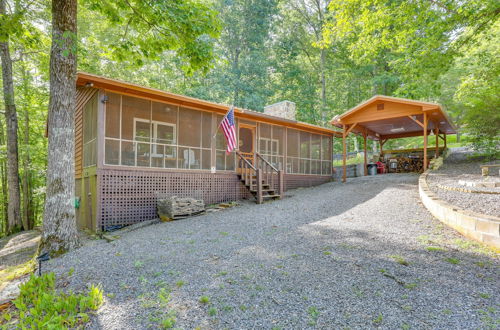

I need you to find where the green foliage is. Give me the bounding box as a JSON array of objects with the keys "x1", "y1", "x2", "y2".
[
  {"x1": 307, "y1": 306, "x2": 320, "y2": 325},
  {"x1": 372, "y1": 313, "x2": 383, "y2": 325},
  {"x1": 199, "y1": 295, "x2": 210, "y2": 304},
  {"x1": 391, "y1": 255, "x2": 409, "y2": 266},
  {"x1": 208, "y1": 307, "x2": 217, "y2": 316},
  {"x1": 454, "y1": 21, "x2": 500, "y2": 157},
  {"x1": 80, "y1": 0, "x2": 220, "y2": 73},
  {"x1": 3, "y1": 272, "x2": 102, "y2": 328},
  {"x1": 445, "y1": 258, "x2": 460, "y2": 265}
]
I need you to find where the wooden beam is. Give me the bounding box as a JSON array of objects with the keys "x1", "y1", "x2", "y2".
[
  {"x1": 444, "y1": 133, "x2": 447, "y2": 149},
  {"x1": 342, "y1": 125, "x2": 347, "y2": 183},
  {"x1": 423, "y1": 112, "x2": 428, "y2": 170},
  {"x1": 407, "y1": 115, "x2": 424, "y2": 128},
  {"x1": 345, "y1": 122, "x2": 358, "y2": 135},
  {"x1": 363, "y1": 131, "x2": 368, "y2": 176},
  {"x1": 380, "y1": 130, "x2": 432, "y2": 140},
  {"x1": 339, "y1": 111, "x2": 423, "y2": 125},
  {"x1": 379, "y1": 139, "x2": 387, "y2": 156}
]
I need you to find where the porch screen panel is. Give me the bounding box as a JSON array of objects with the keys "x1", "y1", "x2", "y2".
[
  {"x1": 201, "y1": 112, "x2": 212, "y2": 169},
  {"x1": 311, "y1": 134, "x2": 321, "y2": 174},
  {"x1": 321, "y1": 136, "x2": 332, "y2": 175},
  {"x1": 259, "y1": 124, "x2": 284, "y2": 170},
  {"x1": 178, "y1": 107, "x2": 211, "y2": 170},
  {"x1": 216, "y1": 114, "x2": 235, "y2": 171},
  {"x1": 121, "y1": 96, "x2": 151, "y2": 167},
  {"x1": 104, "y1": 93, "x2": 120, "y2": 165},
  {"x1": 272, "y1": 126, "x2": 284, "y2": 170},
  {"x1": 286, "y1": 129, "x2": 299, "y2": 174},
  {"x1": 300, "y1": 131, "x2": 310, "y2": 174},
  {"x1": 83, "y1": 93, "x2": 98, "y2": 167}
]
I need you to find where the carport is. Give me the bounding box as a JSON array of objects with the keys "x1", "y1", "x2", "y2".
[{"x1": 330, "y1": 95, "x2": 456, "y2": 182}]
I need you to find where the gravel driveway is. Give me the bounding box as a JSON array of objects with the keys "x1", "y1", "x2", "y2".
[{"x1": 46, "y1": 174, "x2": 499, "y2": 329}]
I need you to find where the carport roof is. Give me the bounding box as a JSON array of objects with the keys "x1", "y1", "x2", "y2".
[{"x1": 330, "y1": 95, "x2": 456, "y2": 140}]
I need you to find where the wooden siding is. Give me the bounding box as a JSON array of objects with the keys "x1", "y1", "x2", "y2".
[{"x1": 75, "y1": 87, "x2": 98, "y2": 178}]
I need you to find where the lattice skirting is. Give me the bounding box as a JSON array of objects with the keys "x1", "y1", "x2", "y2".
[{"x1": 96, "y1": 169, "x2": 332, "y2": 230}]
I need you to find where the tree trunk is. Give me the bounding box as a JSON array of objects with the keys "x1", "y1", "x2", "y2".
[
  {"x1": 40, "y1": 0, "x2": 79, "y2": 256},
  {"x1": 21, "y1": 64, "x2": 34, "y2": 229},
  {"x1": 320, "y1": 47, "x2": 326, "y2": 123},
  {"x1": 0, "y1": 0, "x2": 23, "y2": 234},
  {"x1": 232, "y1": 48, "x2": 241, "y2": 106},
  {"x1": 0, "y1": 118, "x2": 7, "y2": 234}
]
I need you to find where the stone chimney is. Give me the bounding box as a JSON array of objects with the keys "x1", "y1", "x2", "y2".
[{"x1": 263, "y1": 101, "x2": 296, "y2": 121}]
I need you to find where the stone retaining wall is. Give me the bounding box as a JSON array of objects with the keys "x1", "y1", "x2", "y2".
[{"x1": 419, "y1": 172, "x2": 500, "y2": 250}]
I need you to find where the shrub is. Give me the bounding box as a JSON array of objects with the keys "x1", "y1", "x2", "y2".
[{"x1": 2, "y1": 272, "x2": 102, "y2": 328}]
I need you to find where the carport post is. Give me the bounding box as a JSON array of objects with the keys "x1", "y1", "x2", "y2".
[
  {"x1": 363, "y1": 131, "x2": 368, "y2": 175},
  {"x1": 444, "y1": 133, "x2": 447, "y2": 149},
  {"x1": 342, "y1": 125, "x2": 347, "y2": 182},
  {"x1": 435, "y1": 126, "x2": 439, "y2": 158},
  {"x1": 423, "y1": 113, "x2": 428, "y2": 170}
]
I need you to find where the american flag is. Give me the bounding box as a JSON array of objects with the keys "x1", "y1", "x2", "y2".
[{"x1": 219, "y1": 106, "x2": 237, "y2": 154}]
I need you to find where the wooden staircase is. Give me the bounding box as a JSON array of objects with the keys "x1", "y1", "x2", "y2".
[{"x1": 236, "y1": 151, "x2": 284, "y2": 204}]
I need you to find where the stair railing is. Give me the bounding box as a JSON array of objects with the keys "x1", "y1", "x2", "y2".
[
  {"x1": 255, "y1": 152, "x2": 284, "y2": 200},
  {"x1": 236, "y1": 151, "x2": 264, "y2": 204}
]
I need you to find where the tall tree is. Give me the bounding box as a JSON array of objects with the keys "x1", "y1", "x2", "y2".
[
  {"x1": 40, "y1": 0, "x2": 79, "y2": 255},
  {"x1": 41, "y1": 0, "x2": 220, "y2": 254},
  {"x1": 0, "y1": 0, "x2": 22, "y2": 233}
]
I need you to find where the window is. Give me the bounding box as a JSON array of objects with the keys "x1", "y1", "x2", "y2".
[{"x1": 104, "y1": 93, "x2": 213, "y2": 170}]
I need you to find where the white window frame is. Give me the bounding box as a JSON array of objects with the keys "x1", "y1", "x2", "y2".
[{"x1": 133, "y1": 118, "x2": 177, "y2": 157}]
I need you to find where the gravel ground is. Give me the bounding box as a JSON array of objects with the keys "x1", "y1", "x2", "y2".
[
  {"x1": 45, "y1": 174, "x2": 499, "y2": 329},
  {"x1": 427, "y1": 150, "x2": 500, "y2": 217}
]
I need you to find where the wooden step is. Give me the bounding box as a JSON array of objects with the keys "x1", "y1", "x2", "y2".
[
  {"x1": 262, "y1": 194, "x2": 280, "y2": 199},
  {"x1": 249, "y1": 189, "x2": 275, "y2": 194}
]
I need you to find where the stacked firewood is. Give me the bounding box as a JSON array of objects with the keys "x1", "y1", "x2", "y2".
[
  {"x1": 397, "y1": 157, "x2": 424, "y2": 173},
  {"x1": 387, "y1": 157, "x2": 424, "y2": 173}
]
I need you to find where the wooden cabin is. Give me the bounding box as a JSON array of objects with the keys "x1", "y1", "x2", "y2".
[{"x1": 75, "y1": 73, "x2": 340, "y2": 231}]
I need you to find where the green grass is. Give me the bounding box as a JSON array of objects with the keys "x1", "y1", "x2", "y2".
[
  {"x1": 332, "y1": 154, "x2": 365, "y2": 166},
  {"x1": 404, "y1": 283, "x2": 418, "y2": 290},
  {"x1": 372, "y1": 313, "x2": 383, "y2": 325},
  {"x1": 208, "y1": 307, "x2": 217, "y2": 316},
  {"x1": 2, "y1": 272, "x2": 102, "y2": 328},
  {"x1": 159, "y1": 311, "x2": 177, "y2": 329},
  {"x1": 199, "y1": 295, "x2": 210, "y2": 304},
  {"x1": 445, "y1": 257, "x2": 460, "y2": 265},
  {"x1": 426, "y1": 246, "x2": 445, "y2": 252},
  {"x1": 0, "y1": 258, "x2": 35, "y2": 289},
  {"x1": 391, "y1": 255, "x2": 410, "y2": 266},
  {"x1": 307, "y1": 306, "x2": 320, "y2": 326}
]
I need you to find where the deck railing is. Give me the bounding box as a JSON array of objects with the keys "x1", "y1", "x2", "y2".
[
  {"x1": 236, "y1": 151, "x2": 284, "y2": 203},
  {"x1": 256, "y1": 152, "x2": 284, "y2": 200}
]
